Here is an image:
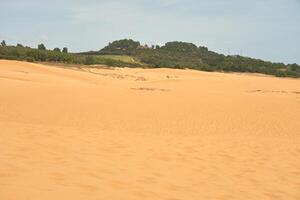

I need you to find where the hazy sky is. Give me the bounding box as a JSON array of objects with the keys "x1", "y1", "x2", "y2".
[{"x1": 1, "y1": 0, "x2": 299, "y2": 64}]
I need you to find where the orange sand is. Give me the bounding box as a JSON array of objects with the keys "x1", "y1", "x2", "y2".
[{"x1": 0, "y1": 60, "x2": 299, "y2": 200}]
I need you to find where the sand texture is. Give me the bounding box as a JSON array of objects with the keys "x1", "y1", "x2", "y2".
[{"x1": 0, "y1": 60, "x2": 300, "y2": 200}]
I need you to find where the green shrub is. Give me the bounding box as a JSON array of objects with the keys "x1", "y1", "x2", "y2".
[
  {"x1": 84, "y1": 56, "x2": 95, "y2": 65},
  {"x1": 0, "y1": 39, "x2": 299, "y2": 78}
]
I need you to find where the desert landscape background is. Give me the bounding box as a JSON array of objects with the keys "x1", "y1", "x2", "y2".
[{"x1": 0, "y1": 60, "x2": 299, "y2": 200}]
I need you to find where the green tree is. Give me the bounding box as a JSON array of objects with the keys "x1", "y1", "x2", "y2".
[
  {"x1": 1, "y1": 40, "x2": 6, "y2": 46},
  {"x1": 38, "y1": 43, "x2": 46, "y2": 50},
  {"x1": 289, "y1": 63, "x2": 299, "y2": 71},
  {"x1": 100, "y1": 39, "x2": 141, "y2": 55},
  {"x1": 53, "y1": 48, "x2": 61, "y2": 52},
  {"x1": 16, "y1": 43, "x2": 24, "y2": 47},
  {"x1": 84, "y1": 56, "x2": 95, "y2": 65},
  {"x1": 62, "y1": 47, "x2": 68, "y2": 53}
]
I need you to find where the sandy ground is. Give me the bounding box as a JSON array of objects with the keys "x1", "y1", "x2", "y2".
[{"x1": 0, "y1": 60, "x2": 299, "y2": 200}]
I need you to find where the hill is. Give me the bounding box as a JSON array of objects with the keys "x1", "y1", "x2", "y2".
[
  {"x1": 92, "y1": 39, "x2": 300, "y2": 78},
  {"x1": 0, "y1": 45, "x2": 143, "y2": 67},
  {"x1": 0, "y1": 39, "x2": 299, "y2": 78}
]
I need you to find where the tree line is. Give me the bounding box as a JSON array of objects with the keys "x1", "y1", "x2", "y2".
[
  {"x1": 0, "y1": 40, "x2": 141, "y2": 67},
  {"x1": 1, "y1": 39, "x2": 299, "y2": 78},
  {"x1": 1, "y1": 40, "x2": 68, "y2": 53},
  {"x1": 95, "y1": 39, "x2": 300, "y2": 78}
]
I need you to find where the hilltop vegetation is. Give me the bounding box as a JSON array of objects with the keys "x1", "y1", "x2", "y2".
[
  {"x1": 0, "y1": 39, "x2": 299, "y2": 78},
  {"x1": 0, "y1": 42, "x2": 142, "y2": 67},
  {"x1": 96, "y1": 39, "x2": 300, "y2": 78}
]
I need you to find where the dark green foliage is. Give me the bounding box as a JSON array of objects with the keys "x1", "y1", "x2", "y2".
[
  {"x1": 0, "y1": 45, "x2": 82, "y2": 64},
  {"x1": 100, "y1": 39, "x2": 140, "y2": 55},
  {"x1": 16, "y1": 43, "x2": 24, "y2": 48},
  {"x1": 26, "y1": 57, "x2": 35, "y2": 62},
  {"x1": 53, "y1": 48, "x2": 61, "y2": 52},
  {"x1": 0, "y1": 39, "x2": 299, "y2": 78},
  {"x1": 288, "y1": 63, "x2": 300, "y2": 71},
  {"x1": 0, "y1": 45, "x2": 140, "y2": 67},
  {"x1": 1, "y1": 40, "x2": 6, "y2": 47},
  {"x1": 84, "y1": 56, "x2": 95, "y2": 65},
  {"x1": 62, "y1": 47, "x2": 68, "y2": 53},
  {"x1": 93, "y1": 39, "x2": 300, "y2": 78},
  {"x1": 162, "y1": 42, "x2": 198, "y2": 53},
  {"x1": 38, "y1": 43, "x2": 46, "y2": 50}
]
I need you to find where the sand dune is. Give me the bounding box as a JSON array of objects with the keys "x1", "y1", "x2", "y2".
[{"x1": 0, "y1": 60, "x2": 299, "y2": 200}]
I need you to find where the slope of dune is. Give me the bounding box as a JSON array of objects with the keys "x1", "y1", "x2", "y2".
[{"x1": 0, "y1": 60, "x2": 299, "y2": 200}]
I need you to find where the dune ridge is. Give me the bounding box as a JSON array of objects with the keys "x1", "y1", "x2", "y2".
[{"x1": 0, "y1": 60, "x2": 299, "y2": 200}]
